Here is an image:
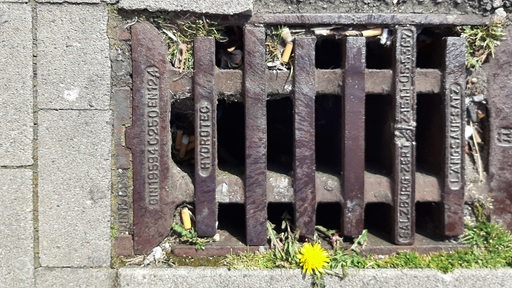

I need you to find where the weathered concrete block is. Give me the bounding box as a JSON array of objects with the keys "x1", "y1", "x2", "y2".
[
  {"x1": 0, "y1": 4, "x2": 33, "y2": 166},
  {"x1": 38, "y1": 110, "x2": 111, "y2": 267},
  {"x1": 118, "y1": 0, "x2": 252, "y2": 14},
  {"x1": 35, "y1": 268, "x2": 115, "y2": 288},
  {"x1": 118, "y1": 267, "x2": 512, "y2": 288},
  {"x1": 37, "y1": 4, "x2": 110, "y2": 110},
  {"x1": 0, "y1": 169, "x2": 34, "y2": 288}
]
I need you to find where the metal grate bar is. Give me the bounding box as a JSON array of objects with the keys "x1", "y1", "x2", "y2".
[
  {"x1": 244, "y1": 26, "x2": 268, "y2": 246},
  {"x1": 293, "y1": 36, "x2": 317, "y2": 239},
  {"x1": 194, "y1": 37, "x2": 218, "y2": 237},
  {"x1": 249, "y1": 13, "x2": 489, "y2": 25},
  {"x1": 341, "y1": 36, "x2": 366, "y2": 237},
  {"x1": 442, "y1": 37, "x2": 466, "y2": 236},
  {"x1": 392, "y1": 26, "x2": 417, "y2": 245},
  {"x1": 127, "y1": 21, "x2": 173, "y2": 254}
]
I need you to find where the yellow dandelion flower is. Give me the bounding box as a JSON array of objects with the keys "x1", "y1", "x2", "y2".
[{"x1": 297, "y1": 242, "x2": 330, "y2": 275}]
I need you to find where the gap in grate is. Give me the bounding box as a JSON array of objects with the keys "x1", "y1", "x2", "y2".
[
  {"x1": 415, "y1": 201, "x2": 443, "y2": 240},
  {"x1": 267, "y1": 203, "x2": 294, "y2": 231},
  {"x1": 217, "y1": 99, "x2": 245, "y2": 175},
  {"x1": 315, "y1": 94, "x2": 342, "y2": 174},
  {"x1": 218, "y1": 203, "x2": 246, "y2": 243},
  {"x1": 416, "y1": 93, "x2": 443, "y2": 177},
  {"x1": 215, "y1": 26, "x2": 244, "y2": 70},
  {"x1": 315, "y1": 37, "x2": 343, "y2": 69},
  {"x1": 366, "y1": 37, "x2": 392, "y2": 69},
  {"x1": 267, "y1": 97, "x2": 293, "y2": 174},
  {"x1": 364, "y1": 203, "x2": 393, "y2": 242},
  {"x1": 316, "y1": 202, "x2": 342, "y2": 231},
  {"x1": 170, "y1": 98, "x2": 195, "y2": 177},
  {"x1": 365, "y1": 94, "x2": 393, "y2": 176}
]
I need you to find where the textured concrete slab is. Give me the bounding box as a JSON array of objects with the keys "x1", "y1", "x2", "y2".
[
  {"x1": 37, "y1": 4, "x2": 110, "y2": 110},
  {"x1": 0, "y1": 169, "x2": 34, "y2": 288},
  {"x1": 0, "y1": 4, "x2": 33, "y2": 166},
  {"x1": 118, "y1": 267, "x2": 512, "y2": 288},
  {"x1": 38, "y1": 110, "x2": 111, "y2": 267},
  {"x1": 36, "y1": 0, "x2": 101, "y2": 3},
  {"x1": 118, "y1": 0, "x2": 252, "y2": 14},
  {"x1": 35, "y1": 268, "x2": 115, "y2": 288}
]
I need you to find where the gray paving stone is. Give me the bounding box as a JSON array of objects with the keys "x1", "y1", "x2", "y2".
[
  {"x1": 0, "y1": 4, "x2": 33, "y2": 166},
  {"x1": 0, "y1": 169, "x2": 34, "y2": 288},
  {"x1": 35, "y1": 0, "x2": 118, "y2": 3},
  {"x1": 35, "y1": 268, "x2": 115, "y2": 288},
  {"x1": 38, "y1": 110, "x2": 111, "y2": 267},
  {"x1": 118, "y1": 0, "x2": 252, "y2": 14},
  {"x1": 37, "y1": 4, "x2": 110, "y2": 110}
]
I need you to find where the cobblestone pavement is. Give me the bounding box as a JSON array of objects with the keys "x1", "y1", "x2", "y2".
[{"x1": 0, "y1": 1, "x2": 511, "y2": 287}]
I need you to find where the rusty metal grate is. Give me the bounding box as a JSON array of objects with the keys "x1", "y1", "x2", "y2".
[{"x1": 126, "y1": 14, "x2": 470, "y2": 254}]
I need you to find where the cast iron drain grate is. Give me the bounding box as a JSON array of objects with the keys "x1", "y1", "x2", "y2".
[{"x1": 126, "y1": 14, "x2": 477, "y2": 255}]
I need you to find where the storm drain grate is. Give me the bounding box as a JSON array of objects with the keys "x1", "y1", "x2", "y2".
[{"x1": 126, "y1": 14, "x2": 471, "y2": 254}]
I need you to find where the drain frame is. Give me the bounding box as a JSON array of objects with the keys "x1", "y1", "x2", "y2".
[{"x1": 125, "y1": 14, "x2": 480, "y2": 254}]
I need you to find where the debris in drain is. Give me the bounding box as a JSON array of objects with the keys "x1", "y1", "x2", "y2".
[
  {"x1": 266, "y1": 25, "x2": 295, "y2": 71},
  {"x1": 280, "y1": 27, "x2": 294, "y2": 64},
  {"x1": 181, "y1": 207, "x2": 192, "y2": 230},
  {"x1": 217, "y1": 26, "x2": 244, "y2": 69},
  {"x1": 153, "y1": 16, "x2": 229, "y2": 72},
  {"x1": 465, "y1": 72, "x2": 489, "y2": 183}
]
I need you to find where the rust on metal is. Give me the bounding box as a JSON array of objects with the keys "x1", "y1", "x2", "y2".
[
  {"x1": 194, "y1": 37, "x2": 218, "y2": 237},
  {"x1": 126, "y1": 21, "x2": 173, "y2": 254},
  {"x1": 391, "y1": 26, "x2": 417, "y2": 245},
  {"x1": 249, "y1": 13, "x2": 490, "y2": 25},
  {"x1": 488, "y1": 25, "x2": 512, "y2": 231},
  {"x1": 341, "y1": 36, "x2": 366, "y2": 237},
  {"x1": 244, "y1": 26, "x2": 268, "y2": 246},
  {"x1": 168, "y1": 69, "x2": 443, "y2": 99},
  {"x1": 125, "y1": 19, "x2": 475, "y2": 253},
  {"x1": 293, "y1": 36, "x2": 317, "y2": 239},
  {"x1": 442, "y1": 37, "x2": 466, "y2": 236}
]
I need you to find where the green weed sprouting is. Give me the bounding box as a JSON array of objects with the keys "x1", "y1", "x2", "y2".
[
  {"x1": 171, "y1": 222, "x2": 213, "y2": 250},
  {"x1": 152, "y1": 17, "x2": 226, "y2": 72},
  {"x1": 458, "y1": 22, "x2": 507, "y2": 69}
]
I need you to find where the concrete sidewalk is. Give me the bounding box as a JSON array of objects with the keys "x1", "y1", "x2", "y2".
[{"x1": 0, "y1": 1, "x2": 511, "y2": 287}]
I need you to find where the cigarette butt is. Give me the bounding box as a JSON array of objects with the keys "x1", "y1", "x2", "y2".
[
  {"x1": 181, "y1": 207, "x2": 192, "y2": 230},
  {"x1": 178, "y1": 43, "x2": 187, "y2": 73},
  {"x1": 179, "y1": 134, "x2": 189, "y2": 159},
  {"x1": 281, "y1": 42, "x2": 293, "y2": 64},
  {"x1": 186, "y1": 136, "x2": 195, "y2": 151},
  {"x1": 227, "y1": 46, "x2": 236, "y2": 52},
  {"x1": 361, "y1": 28, "x2": 383, "y2": 38},
  {"x1": 175, "y1": 130, "x2": 184, "y2": 150}
]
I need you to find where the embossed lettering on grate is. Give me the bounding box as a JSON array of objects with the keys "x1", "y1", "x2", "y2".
[{"x1": 127, "y1": 14, "x2": 478, "y2": 254}]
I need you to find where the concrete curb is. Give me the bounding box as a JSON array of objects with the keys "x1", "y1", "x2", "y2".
[{"x1": 117, "y1": 267, "x2": 512, "y2": 288}]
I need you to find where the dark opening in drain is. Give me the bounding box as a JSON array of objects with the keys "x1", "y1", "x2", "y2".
[
  {"x1": 416, "y1": 27, "x2": 455, "y2": 68},
  {"x1": 415, "y1": 202, "x2": 443, "y2": 239},
  {"x1": 215, "y1": 26, "x2": 244, "y2": 70},
  {"x1": 267, "y1": 202, "x2": 294, "y2": 230},
  {"x1": 416, "y1": 94, "x2": 443, "y2": 176},
  {"x1": 315, "y1": 38, "x2": 342, "y2": 69},
  {"x1": 365, "y1": 94, "x2": 393, "y2": 175},
  {"x1": 218, "y1": 203, "x2": 246, "y2": 243},
  {"x1": 217, "y1": 100, "x2": 245, "y2": 174},
  {"x1": 366, "y1": 37, "x2": 392, "y2": 69},
  {"x1": 364, "y1": 202, "x2": 392, "y2": 241},
  {"x1": 315, "y1": 94, "x2": 342, "y2": 174},
  {"x1": 316, "y1": 202, "x2": 342, "y2": 231},
  {"x1": 170, "y1": 98, "x2": 195, "y2": 173},
  {"x1": 267, "y1": 97, "x2": 293, "y2": 173}
]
